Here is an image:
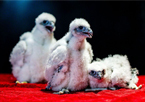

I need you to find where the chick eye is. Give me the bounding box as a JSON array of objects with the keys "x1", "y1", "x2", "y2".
[
  {"x1": 91, "y1": 70, "x2": 96, "y2": 75},
  {"x1": 78, "y1": 26, "x2": 84, "y2": 29},
  {"x1": 43, "y1": 20, "x2": 49, "y2": 25}
]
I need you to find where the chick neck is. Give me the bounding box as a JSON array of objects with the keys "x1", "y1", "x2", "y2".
[
  {"x1": 31, "y1": 26, "x2": 55, "y2": 46},
  {"x1": 68, "y1": 32, "x2": 87, "y2": 51}
]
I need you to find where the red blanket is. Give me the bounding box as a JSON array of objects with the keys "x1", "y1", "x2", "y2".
[{"x1": 0, "y1": 74, "x2": 145, "y2": 102}]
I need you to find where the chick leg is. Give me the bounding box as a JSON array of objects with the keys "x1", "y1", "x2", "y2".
[
  {"x1": 85, "y1": 87, "x2": 119, "y2": 92},
  {"x1": 45, "y1": 82, "x2": 52, "y2": 91},
  {"x1": 85, "y1": 88, "x2": 108, "y2": 91}
]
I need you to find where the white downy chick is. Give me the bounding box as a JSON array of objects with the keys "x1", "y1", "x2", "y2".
[
  {"x1": 45, "y1": 18, "x2": 93, "y2": 92},
  {"x1": 87, "y1": 54, "x2": 141, "y2": 90},
  {"x1": 10, "y1": 12, "x2": 56, "y2": 83}
]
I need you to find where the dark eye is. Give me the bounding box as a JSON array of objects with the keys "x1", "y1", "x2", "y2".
[
  {"x1": 43, "y1": 20, "x2": 47, "y2": 24},
  {"x1": 43, "y1": 20, "x2": 49, "y2": 25},
  {"x1": 91, "y1": 70, "x2": 96, "y2": 75},
  {"x1": 78, "y1": 26, "x2": 84, "y2": 29}
]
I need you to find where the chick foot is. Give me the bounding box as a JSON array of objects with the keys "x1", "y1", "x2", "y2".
[
  {"x1": 134, "y1": 85, "x2": 142, "y2": 90},
  {"x1": 53, "y1": 88, "x2": 70, "y2": 94},
  {"x1": 15, "y1": 81, "x2": 27, "y2": 84}
]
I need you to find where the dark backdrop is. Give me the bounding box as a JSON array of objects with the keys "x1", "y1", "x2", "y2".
[{"x1": 1, "y1": 1, "x2": 145, "y2": 74}]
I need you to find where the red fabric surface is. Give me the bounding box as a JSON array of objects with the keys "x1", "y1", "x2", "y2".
[{"x1": 0, "y1": 74, "x2": 145, "y2": 102}]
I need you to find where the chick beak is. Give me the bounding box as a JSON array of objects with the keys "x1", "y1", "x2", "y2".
[
  {"x1": 45, "y1": 23, "x2": 54, "y2": 33},
  {"x1": 96, "y1": 72, "x2": 103, "y2": 80},
  {"x1": 82, "y1": 28, "x2": 93, "y2": 38}
]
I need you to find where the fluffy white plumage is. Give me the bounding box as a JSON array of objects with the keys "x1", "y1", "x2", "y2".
[
  {"x1": 88, "y1": 54, "x2": 140, "y2": 90},
  {"x1": 10, "y1": 12, "x2": 56, "y2": 83},
  {"x1": 45, "y1": 18, "x2": 93, "y2": 92}
]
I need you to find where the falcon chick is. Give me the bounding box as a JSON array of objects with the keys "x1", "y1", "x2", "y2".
[
  {"x1": 87, "y1": 54, "x2": 141, "y2": 91},
  {"x1": 10, "y1": 12, "x2": 56, "y2": 83},
  {"x1": 45, "y1": 18, "x2": 93, "y2": 93}
]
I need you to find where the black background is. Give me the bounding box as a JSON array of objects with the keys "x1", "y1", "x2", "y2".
[{"x1": 1, "y1": 1, "x2": 145, "y2": 74}]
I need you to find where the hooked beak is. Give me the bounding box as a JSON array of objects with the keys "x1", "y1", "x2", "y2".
[
  {"x1": 96, "y1": 73, "x2": 103, "y2": 80},
  {"x1": 82, "y1": 28, "x2": 93, "y2": 38},
  {"x1": 40, "y1": 21, "x2": 55, "y2": 33},
  {"x1": 45, "y1": 22, "x2": 54, "y2": 33}
]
